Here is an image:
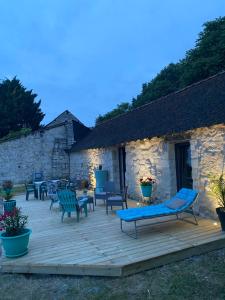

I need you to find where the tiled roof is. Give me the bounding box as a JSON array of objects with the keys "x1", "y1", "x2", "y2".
[{"x1": 71, "y1": 71, "x2": 225, "y2": 151}]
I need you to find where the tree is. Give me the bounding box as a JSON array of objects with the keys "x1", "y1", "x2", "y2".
[
  {"x1": 96, "y1": 102, "x2": 131, "y2": 125},
  {"x1": 96, "y1": 17, "x2": 225, "y2": 123},
  {"x1": 0, "y1": 77, "x2": 45, "y2": 138}
]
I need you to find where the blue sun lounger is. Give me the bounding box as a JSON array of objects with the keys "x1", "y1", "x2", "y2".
[{"x1": 117, "y1": 188, "x2": 199, "y2": 238}]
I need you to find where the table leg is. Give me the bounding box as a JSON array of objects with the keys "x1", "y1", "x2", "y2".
[{"x1": 38, "y1": 186, "x2": 40, "y2": 200}]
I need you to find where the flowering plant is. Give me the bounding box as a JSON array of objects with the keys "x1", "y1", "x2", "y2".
[
  {"x1": 140, "y1": 177, "x2": 155, "y2": 186},
  {"x1": 1, "y1": 180, "x2": 14, "y2": 201},
  {"x1": 0, "y1": 207, "x2": 28, "y2": 237}
]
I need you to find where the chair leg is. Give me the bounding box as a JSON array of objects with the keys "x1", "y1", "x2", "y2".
[
  {"x1": 50, "y1": 200, "x2": 53, "y2": 210},
  {"x1": 61, "y1": 211, "x2": 65, "y2": 222},
  {"x1": 106, "y1": 204, "x2": 108, "y2": 215},
  {"x1": 76, "y1": 210, "x2": 80, "y2": 222},
  {"x1": 84, "y1": 204, "x2": 88, "y2": 217},
  {"x1": 26, "y1": 191, "x2": 29, "y2": 201}
]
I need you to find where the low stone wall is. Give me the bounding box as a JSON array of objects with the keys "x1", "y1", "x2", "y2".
[{"x1": 0, "y1": 125, "x2": 69, "y2": 184}]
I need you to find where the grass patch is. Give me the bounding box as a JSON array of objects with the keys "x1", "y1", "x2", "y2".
[
  {"x1": 13, "y1": 185, "x2": 26, "y2": 195},
  {"x1": 0, "y1": 248, "x2": 225, "y2": 299}
]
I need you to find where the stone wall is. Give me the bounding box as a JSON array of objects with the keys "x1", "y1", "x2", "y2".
[
  {"x1": 70, "y1": 147, "x2": 120, "y2": 189},
  {"x1": 0, "y1": 124, "x2": 69, "y2": 184},
  {"x1": 190, "y1": 124, "x2": 225, "y2": 218},
  {"x1": 125, "y1": 138, "x2": 177, "y2": 201}
]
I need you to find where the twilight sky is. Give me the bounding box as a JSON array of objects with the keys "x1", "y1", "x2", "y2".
[{"x1": 0, "y1": 1, "x2": 224, "y2": 126}]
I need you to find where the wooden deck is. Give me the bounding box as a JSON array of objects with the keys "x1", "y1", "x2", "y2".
[{"x1": 1, "y1": 193, "x2": 225, "y2": 277}]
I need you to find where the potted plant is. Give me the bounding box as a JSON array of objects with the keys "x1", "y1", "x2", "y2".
[
  {"x1": 1, "y1": 180, "x2": 16, "y2": 213},
  {"x1": 0, "y1": 207, "x2": 31, "y2": 257},
  {"x1": 140, "y1": 177, "x2": 155, "y2": 198},
  {"x1": 209, "y1": 174, "x2": 225, "y2": 231}
]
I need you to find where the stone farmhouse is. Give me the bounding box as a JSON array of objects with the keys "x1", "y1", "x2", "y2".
[{"x1": 1, "y1": 71, "x2": 225, "y2": 217}]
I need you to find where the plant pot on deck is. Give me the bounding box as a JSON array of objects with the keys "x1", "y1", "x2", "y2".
[
  {"x1": 0, "y1": 228, "x2": 32, "y2": 258},
  {"x1": 3, "y1": 200, "x2": 16, "y2": 213},
  {"x1": 216, "y1": 207, "x2": 225, "y2": 231},
  {"x1": 140, "y1": 185, "x2": 153, "y2": 198}
]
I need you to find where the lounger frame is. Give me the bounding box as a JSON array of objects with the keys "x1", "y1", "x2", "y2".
[{"x1": 120, "y1": 195, "x2": 199, "y2": 239}]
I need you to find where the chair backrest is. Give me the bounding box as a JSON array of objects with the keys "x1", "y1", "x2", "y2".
[
  {"x1": 104, "y1": 181, "x2": 116, "y2": 193},
  {"x1": 40, "y1": 181, "x2": 47, "y2": 189},
  {"x1": 57, "y1": 180, "x2": 68, "y2": 190},
  {"x1": 47, "y1": 181, "x2": 57, "y2": 195},
  {"x1": 33, "y1": 172, "x2": 43, "y2": 182},
  {"x1": 57, "y1": 189, "x2": 77, "y2": 210}
]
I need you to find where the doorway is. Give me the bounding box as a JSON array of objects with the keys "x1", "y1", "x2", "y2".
[
  {"x1": 118, "y1": 147, "x2": 126, "y2": 191},
  {"x1": 175, "y1": 142, "x2": 193, "y2": 191}
]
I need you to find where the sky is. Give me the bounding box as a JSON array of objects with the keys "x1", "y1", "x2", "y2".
[{"x1": 0, "y1": 1, "x2": 224, "y2": 126}]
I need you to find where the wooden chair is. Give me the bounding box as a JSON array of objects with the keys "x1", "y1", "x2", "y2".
[
  {"x1": 57, "y1": 189, "x2": 88, "y2": 222},
  {"x1": 106, "y1": 186, "x2": 128, "y2": 214}
]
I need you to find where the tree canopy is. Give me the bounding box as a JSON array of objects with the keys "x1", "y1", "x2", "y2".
[
  {"x1": 96, "y1": 16, "x2": 225, "y2": 124},
  {"x1": 0, "y1": 77, "x2": 45, "y2": 139}
]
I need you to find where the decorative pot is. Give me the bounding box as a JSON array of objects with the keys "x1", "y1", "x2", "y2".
[
  {"x1": 216, "y1": 207, "x2": 225, "y2": 231},
  {"x1": 0, "y1": 228, "x2": 32, "y2": 258},
  {"x1": 95, "y1": 170, "x2": 108, "y2": 193},
  {"x1": 3, "y1": 200, "x2": 16, "y2": 213},
  {"x1": 140, "y1": 185, "x2": 153, "y2": 197}
]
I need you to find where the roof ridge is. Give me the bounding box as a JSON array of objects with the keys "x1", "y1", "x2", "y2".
[
  {"x1": 46, "y1": 110, "x2": 84, "y2": 127},
  {"x1": 95, "y1": 70, "x2": 225, "y2": 128}
]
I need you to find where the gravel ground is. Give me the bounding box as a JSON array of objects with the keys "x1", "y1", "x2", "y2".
[{"x1": 1, "y1": 248, "x2": 225, "y2": 300}]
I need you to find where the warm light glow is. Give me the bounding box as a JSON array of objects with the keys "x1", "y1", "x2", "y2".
[{"x1": 213, "y1": 222, "x2": 218, "y2": 226}]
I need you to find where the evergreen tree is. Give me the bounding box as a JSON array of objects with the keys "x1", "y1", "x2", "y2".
[{"x1": 0, "y1": 77, "x2": 45, "y2": 138}]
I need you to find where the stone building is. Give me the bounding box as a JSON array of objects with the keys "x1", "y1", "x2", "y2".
[
  {"x1": 0, "y1": 72, "x2": 225, "y2": 218},
  {"x1": 70, "y1": 71, "x2": 225, "y2": 218},
  {"x1": 0, "y1": 110, "x2": 89, "y2": 184}
]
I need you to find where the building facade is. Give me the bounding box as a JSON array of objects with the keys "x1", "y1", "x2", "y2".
[
  {"x1": 70, "y1": 72, "x2": 225, "y2": 218},
  {"x1": 0, "y1": 72, "x2": 225, "y2": 218}
]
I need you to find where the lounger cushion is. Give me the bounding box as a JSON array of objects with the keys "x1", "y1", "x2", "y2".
[
  {"x1": 117, "y1": 188, "x2": 198, "y2": 222},
  {"x1": 165, "y1": 198, "x2": 186, "y2": 210}
]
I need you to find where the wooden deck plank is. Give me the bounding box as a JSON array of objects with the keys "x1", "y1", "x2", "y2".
[{"x1": 1, "y1": 194, "x2": 225, "y2": 277}]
